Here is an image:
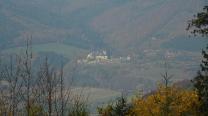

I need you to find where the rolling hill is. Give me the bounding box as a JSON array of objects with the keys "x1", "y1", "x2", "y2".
[{"x1": 0, "y1": 0, "x2": 207, "y2": 97}]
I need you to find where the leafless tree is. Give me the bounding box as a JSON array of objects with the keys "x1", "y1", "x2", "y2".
[
  {"x1": 18, "y1": 38, "x2": 35, "y2": 116},
  {"x1": 0, "y1": 54, "x2": 24, "y2": 115},
  {"x1": 37, "y1": 57, "x2": 60, "y2": 116},
  {"x1": 160, "y1": 62, "x2": 173, "y2": 88},
  {"x1": 0, "y1": 38, "x2": 89, "y2": 116},
  {"x1": 54, "y1": 63, "x2": 71, "y2": 116}
]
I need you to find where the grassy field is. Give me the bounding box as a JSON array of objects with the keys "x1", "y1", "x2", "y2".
[
  {"x1": 2, "y1": 43, "x2": 88, "y2": 59},
  {"x1": 71, "y1": 87, "x2": 121, "y2": 103},
  {"x1": 70, "y1": 87, "x2": 121, "y2": 113}
]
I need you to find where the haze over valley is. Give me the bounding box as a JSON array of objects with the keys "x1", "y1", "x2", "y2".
[{"x1": 0, "y1": 0, "x2": 207, "y2": 111}]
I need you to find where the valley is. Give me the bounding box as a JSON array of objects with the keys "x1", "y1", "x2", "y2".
[{"x1": 0, "y1": 0, "x2": 207, "y2": 113}]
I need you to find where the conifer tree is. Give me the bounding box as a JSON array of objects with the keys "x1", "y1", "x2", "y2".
[
  {"x1": 192, "y1": 47, "x2": 208, "y2": 113},
  {"x1": 188, "y1": 5, "x2": 208, "y2": 114}
]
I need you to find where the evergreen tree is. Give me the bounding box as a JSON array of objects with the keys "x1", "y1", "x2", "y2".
[
  {"x1": 192, "y1": 47, "x2": 208, "y2": 114},
  {"x1": 188, "y1": 5, "x2": 208, "y2": 115},
  {"x1": 97, "y1": 96, "x2": 132, "y2": 116},
  {"x1": 187, "y1": 6, "x2": 208, "y2": 36}
]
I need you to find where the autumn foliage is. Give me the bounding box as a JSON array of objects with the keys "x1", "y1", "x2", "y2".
[
  {"x1": 129, "y1": 85, "x2": 200, "y2": 116},
  {"x1": 98, "y1": 85, "x2": 201, "y2": 116}
]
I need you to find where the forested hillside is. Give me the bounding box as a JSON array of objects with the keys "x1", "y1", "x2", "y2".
[{"x1": 0, "y1": 0, "x2": 208, "y2": 113}]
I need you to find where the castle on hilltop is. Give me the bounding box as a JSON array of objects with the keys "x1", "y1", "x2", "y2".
[
  {"x1": 77, "y1": 50, "x2": 110, "y2": 64},
  {"x1": 86, "y1": 50, "x2": 108, "y2": 61},
  {"x1": 77, "y1": 50, "x2": 131, "y2": 64}
]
